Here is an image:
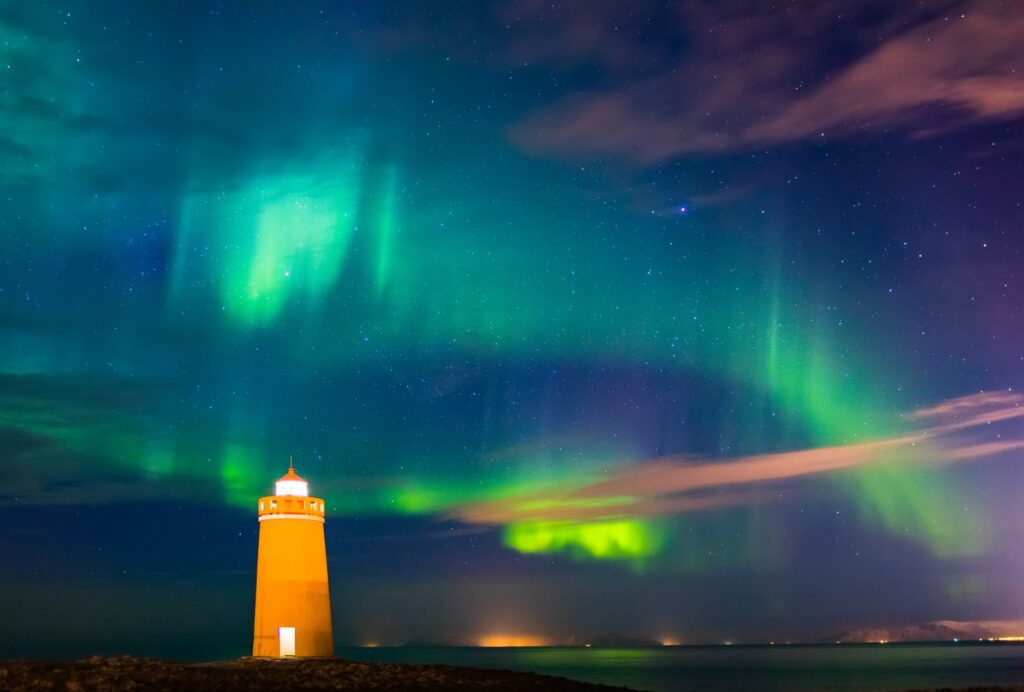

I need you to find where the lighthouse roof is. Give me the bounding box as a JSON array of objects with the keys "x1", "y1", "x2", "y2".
[
  {"x1": 277, "y1": 465, "x2": 306, "y2": 483},
  {"x1": 275, "y1": 459, "x2": 309, "y2": 497}
]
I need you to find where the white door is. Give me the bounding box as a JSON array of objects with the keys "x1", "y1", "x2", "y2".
[{"x1": 279, "y1": 627, "x2": 296, "y2": 657}]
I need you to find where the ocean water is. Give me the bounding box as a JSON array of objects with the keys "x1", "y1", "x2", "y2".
[{"x1": 338, "y1": 643, "x2": 1024, "y2": 691}]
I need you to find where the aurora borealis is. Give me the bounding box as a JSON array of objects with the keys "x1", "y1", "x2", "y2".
[{"x1": 3, "y1": 0, "x2": 1024, "y2": 654}]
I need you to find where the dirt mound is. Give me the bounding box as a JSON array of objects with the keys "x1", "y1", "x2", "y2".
[{"x1": 0, "y1": 655, "x2": 636, "y2": 691}]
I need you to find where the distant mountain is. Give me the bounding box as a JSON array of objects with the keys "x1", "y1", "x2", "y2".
[
  {"x1": 583, "y1": 635, "x2": 664, "y2": 648},
  {"x1": 401, "y1": 636, "x2": 466, "y2": 648},
  {"x1": 826, "y1": 620, "x2": 1024, "y2": 643}
]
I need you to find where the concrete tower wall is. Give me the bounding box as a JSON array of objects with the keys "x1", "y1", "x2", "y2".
[{"x1": 252, "y1": 496, "x2": 333, "y2": 657}]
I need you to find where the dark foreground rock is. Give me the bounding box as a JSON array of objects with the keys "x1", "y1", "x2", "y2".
[{"x1": 0, "y1": 656, "x2": 637, "y2": 691}]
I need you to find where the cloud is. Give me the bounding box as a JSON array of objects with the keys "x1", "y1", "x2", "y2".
[
  {"x1": 451, "y1": 391, "x2": 1024, "y2": 524},
  {"x1": 496, "y1": 0, "x2": 674, "y2": 72},
  {"x1": 906, "y1": 390, "x2": 1022, "y2": 420},
  {"x1": 509, "y1": 1, "x2": 1024, "y2": 163},
  {"x1": 747, "y1": 5, "x2": 1024, "y2": 144},
  {"x1": 0, "y1": 374, "x2": 213, "y2": 507}
]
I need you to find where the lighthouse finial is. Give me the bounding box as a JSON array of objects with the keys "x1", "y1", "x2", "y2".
[{"x1": 289, "y1": 454, "x2": 294, "y2": 472}]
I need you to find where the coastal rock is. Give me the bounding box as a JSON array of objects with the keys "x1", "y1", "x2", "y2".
[{"x1": 0, "y1": 656, "x2": 635, "y2": 691}]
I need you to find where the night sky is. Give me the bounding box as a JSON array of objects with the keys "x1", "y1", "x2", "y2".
[{"x1": 3, "y1": 0, "x2": 1024, "y2": 656}]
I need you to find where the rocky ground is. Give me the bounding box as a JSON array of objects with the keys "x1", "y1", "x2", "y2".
[{"x1": 0, "y1": 656, "x2": 637, "y2": 691}]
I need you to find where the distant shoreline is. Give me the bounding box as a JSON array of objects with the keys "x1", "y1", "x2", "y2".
[
  {"x1": 6, "y1": 639, "x2": 1024, "y2": 661},
  {"x1": 389, "y1": 640, "x2": 1024, "y2": 649}
]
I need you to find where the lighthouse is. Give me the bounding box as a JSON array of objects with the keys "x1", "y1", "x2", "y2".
[{"x1": 252, "y1": 461, "x2": 333, "y2": 657}]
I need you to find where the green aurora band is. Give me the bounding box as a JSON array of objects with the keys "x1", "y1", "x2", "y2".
[
  {"x1": 164, "y1": 154, "x2": 982, "y2": 562},
  {"x1": 0, "y1": 3, "x2": 991, "y2": 567}
]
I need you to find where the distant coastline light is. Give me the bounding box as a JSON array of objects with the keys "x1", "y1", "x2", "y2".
[{"x1": 478, "y1": 635, "x2": 547, "y2": 647}]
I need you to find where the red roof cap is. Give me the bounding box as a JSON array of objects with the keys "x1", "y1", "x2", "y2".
[{"x1": 277, "y1": 458, "x2": 306, "y2": 483}]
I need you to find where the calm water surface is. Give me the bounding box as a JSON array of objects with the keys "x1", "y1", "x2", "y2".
[{"x1": 339, "y1": 643, "x2": 1024, "y2": 691}]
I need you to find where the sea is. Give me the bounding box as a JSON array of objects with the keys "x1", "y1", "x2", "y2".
[{"x1": 339, "y1": 643, "x2": 1024, "y2": 691}]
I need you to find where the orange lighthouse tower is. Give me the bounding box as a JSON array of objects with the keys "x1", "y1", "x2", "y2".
[{"x1": 252, "y1": 460, "x2": 333, "y2": 657}]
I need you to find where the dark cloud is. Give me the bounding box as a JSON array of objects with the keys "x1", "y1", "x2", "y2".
[
  {"x1": 509, "y1": 0, "x2": 1024, "y2": 163},
  {"x1": 497, "y1": 0, "x2": 683, "y2": 73}
]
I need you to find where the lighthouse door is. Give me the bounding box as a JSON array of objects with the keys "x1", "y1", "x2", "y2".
[{"x1": 279, "y1": 627, "x2": 296, "y2": 657}]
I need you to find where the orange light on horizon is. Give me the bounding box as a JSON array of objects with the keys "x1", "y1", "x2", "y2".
[{"x1": 478, "y1": 635, "x2": 548, "y2": 647}]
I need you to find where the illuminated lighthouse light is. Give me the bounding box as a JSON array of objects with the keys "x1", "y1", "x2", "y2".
[
  {"x1": 274, "y1": 460, "x2": 309, "y2": 496},
  {"x1": 275, "y1": 479, "x2": 308, "y2": 497}
]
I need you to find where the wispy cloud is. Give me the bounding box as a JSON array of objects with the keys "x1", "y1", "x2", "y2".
[
  {"x1": 451, "y1": 391, "x2": 1024, "y2": 524},
  {"x1": 906, "y1": 390, "x2": 1022, "y2": 420},
  {"x1": 510, "y1": 1, "x2": 1024, "y2": 163}
]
